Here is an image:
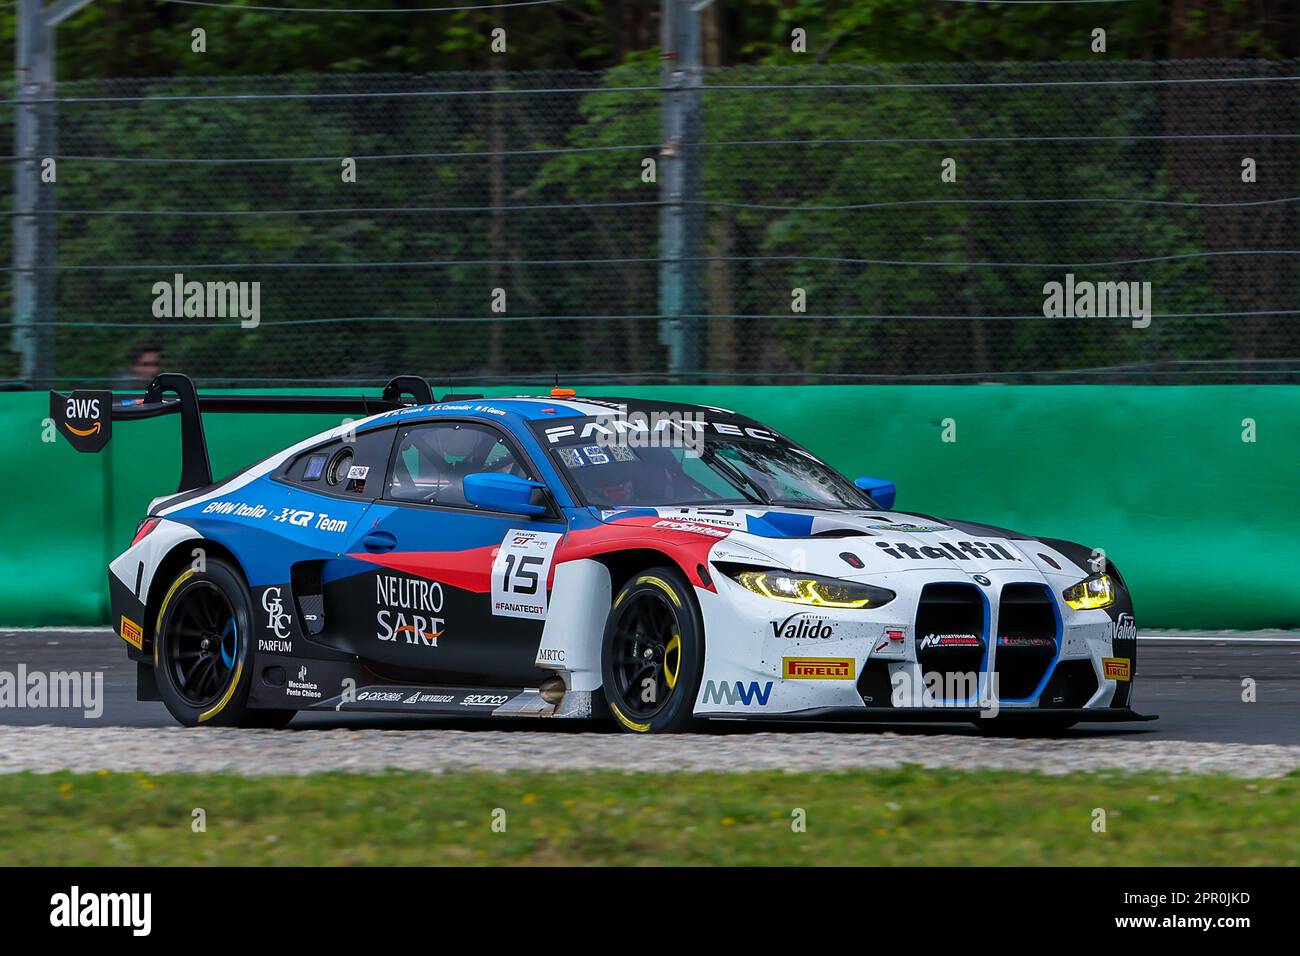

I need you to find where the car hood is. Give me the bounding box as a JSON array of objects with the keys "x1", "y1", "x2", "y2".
[{"x1": 593, "y1": 505, "x2": 1088, "y2": 580}]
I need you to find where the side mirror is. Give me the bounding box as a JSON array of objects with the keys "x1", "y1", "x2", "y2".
[
  {"x1": 854, "y1": 476, "x2": 896, "y2": 510},
  {"x1": 463, "y1": 473, "x2": 547, "y2": 516}
]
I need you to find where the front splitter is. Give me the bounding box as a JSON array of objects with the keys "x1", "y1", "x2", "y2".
[{"x1": 695, "y1": 707, "x2": 1157, "y2": 723}]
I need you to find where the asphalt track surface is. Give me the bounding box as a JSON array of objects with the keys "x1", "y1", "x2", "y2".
[{"x1": 1, "y1": 629, "x2": 1297, "y2": 745}]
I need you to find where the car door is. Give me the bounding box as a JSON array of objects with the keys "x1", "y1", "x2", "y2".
[{"x1": 324, "y1": 419, "x2": 565, "y2": 686}]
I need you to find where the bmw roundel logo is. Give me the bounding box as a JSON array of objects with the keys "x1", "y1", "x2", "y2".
[{"x1": 973, "y1": 574, "x2": 992, "y2": 586}]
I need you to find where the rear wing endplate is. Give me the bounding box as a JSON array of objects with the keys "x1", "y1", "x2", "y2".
[{"x1": 49, "y1": 372, "x2": 464, "y2": 493}]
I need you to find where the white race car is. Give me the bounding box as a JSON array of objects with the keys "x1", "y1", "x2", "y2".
[{"x1": 53, "y1": 374, "x2": 1151, "y2": 734}]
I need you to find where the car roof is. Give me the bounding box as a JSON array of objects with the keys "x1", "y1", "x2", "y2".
[{"x1": 357, "y1": 395, "x2": 769, "y2": 429}]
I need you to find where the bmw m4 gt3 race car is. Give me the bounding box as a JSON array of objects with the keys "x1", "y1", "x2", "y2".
[{"x1": 51, "y1": 373, "x2": 1152, "y2": 733}]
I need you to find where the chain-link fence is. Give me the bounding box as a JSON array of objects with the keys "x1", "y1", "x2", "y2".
[{"x1": 4, "y1": 58, "x2": 1298, "y2": 388}]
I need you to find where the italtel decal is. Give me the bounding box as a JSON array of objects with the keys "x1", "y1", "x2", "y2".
[
  {"x1": 1102, "y1": 657, "x2": 1131, "y2": 681},
  {"x1": 868, "y1": 523, "x2": 949, "y2": 533},
  {"x1": 874, "y1": 540, "x2": 1021, "y2": 562},
  {"x1": 376, "y1": 575, "x2": 445, "y2": 647},
  {"x1": 783, "y1": 657, "x2": 853, "y2": 680},
  {"x1": 770, "y1": 612, "x2": 837, "y2": 640}
]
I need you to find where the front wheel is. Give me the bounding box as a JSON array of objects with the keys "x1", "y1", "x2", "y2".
[
  {"x1": 601, "y1": 567, "x2": 705, "y2": 734},
  {"x1": 153, "y1": 558, "x2": 294, "y2": 729}
]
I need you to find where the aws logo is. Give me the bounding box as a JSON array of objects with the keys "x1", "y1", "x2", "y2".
[
  {"x1": 51, "y1": 390, "x2": 112, "y2": 452},
  {"x1": 700, "y1": 679, "x2": 773, "y2": 707}
]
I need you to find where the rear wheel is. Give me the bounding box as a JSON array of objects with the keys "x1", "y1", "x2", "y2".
[
  {"x1": 601, "y1": 567, "x2": 704, "y2": 734},
  {"x1": 153, "y1": 558, "x2": 294, "y2": 729}
]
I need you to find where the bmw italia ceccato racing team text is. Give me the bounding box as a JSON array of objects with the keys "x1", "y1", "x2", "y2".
[{"x1": 50, "y1": 373, "x2": 1151, "y2": 733}]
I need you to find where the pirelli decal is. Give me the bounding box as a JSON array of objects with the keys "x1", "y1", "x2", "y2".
[
  {"x1": 1102, "y1": 657, "x2": 1131, "y2": 681},
  {"x1": 120, "y1": 615, "x2": 144, "y2": 650},
  {"x1": 783, "y1": 657, "x2": 854, "y2": 680}
]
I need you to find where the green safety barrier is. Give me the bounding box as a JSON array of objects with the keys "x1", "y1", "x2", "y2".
[{"x1": 3, "y1": 386, "x2": 1296, "y2": 629}]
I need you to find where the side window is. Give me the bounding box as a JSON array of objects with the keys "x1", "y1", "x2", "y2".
[
  {"x1": 676, "y1": 447, "x2": 740, "y2": 499},
  {"x1": 387, "y1": 422, "x2": 530, "y2": 506},
  {"x1": 280, "y1": 426, "x2": 395, "y2": 497}
]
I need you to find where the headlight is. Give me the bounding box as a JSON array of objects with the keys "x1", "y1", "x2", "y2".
[
  {"x1": 730, "y1": 568, "x2": 895, "y2": 608},
  {"x1": 1063, "y1": 574, "x2": 1116, "y2": 610}
]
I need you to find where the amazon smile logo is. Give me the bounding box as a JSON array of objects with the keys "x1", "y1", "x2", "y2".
[{"x1": 50, "y1": 390, "x2": 112, "y2": 452}]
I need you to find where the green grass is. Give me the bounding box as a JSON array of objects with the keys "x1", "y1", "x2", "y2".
[{"x1": 1, "y1": 768, "x2": 1296, "y2": 865}]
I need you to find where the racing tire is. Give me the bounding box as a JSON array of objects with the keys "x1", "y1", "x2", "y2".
[
  {"x1": 601, "y1": 566, "x2": 705, "y2": 734},
  {"x1": 152, "y1": 558, "x2": 295, "y2": 729}
]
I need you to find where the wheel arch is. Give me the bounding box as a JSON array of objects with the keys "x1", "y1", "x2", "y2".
[
  {"x1": 586, "y1": 546, "x2": 710, "y2": 599},
  {"x1": 144, "y1": 537, "x2": 248, "y2": 653}
]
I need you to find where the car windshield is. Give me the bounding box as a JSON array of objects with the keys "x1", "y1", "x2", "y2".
[{"x1": 551, "y1": 437, "x2": 871, "y2": 510}]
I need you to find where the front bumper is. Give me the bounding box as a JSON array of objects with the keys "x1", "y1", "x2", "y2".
[{"x1": 695, "y1": 567, "x2": 1139, "y2": 717}]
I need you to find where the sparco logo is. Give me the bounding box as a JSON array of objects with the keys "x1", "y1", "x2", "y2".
[
  {"x1": 460, "y1": 694, "x2": 509, "y2": 707},
  {"x1": 770, "y1": 613, "x2": 836, "y2": 640}
]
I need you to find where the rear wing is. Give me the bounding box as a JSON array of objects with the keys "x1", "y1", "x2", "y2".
[{"x1": 49, "y1": 372, "x2": 478, "y2": 493}]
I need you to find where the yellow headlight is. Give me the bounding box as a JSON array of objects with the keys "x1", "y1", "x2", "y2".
[
  {"x1": 1063, "y1": 574, "x2": 1115, "y2": 610},
  {"x1": 735, "y1": 570, "x2": 873, "y2": 608}
]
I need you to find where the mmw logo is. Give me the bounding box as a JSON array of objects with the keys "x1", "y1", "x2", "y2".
[{"x1": 701, "y1": 680, "x2": 773, "y2": 706}]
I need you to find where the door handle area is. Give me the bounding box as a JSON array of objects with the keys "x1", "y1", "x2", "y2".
[{"x1": 361, "y1": 531, "x2": 398, "y2": 553}]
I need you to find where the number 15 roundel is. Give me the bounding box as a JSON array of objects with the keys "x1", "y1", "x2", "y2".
[{"x1": 491, "y1": 529, "x2": 563, "y2": 620}]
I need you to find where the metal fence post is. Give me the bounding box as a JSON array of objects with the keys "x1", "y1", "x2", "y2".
[
  {"x1": 12, "y1": 0, "x2": 51, "y2": 382},
  {"x1": 658, "y1": 0, "x2": 704, "y2": 381},
  {"x1": 12, "y1": 0, "x2": 94, "y2": 384}
]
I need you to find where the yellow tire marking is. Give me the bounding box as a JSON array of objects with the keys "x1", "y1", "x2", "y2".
[
  {"x1": 198, "y1": 660, "x2": 243, "y2": 724},
  {"x1": 663, "y1": 633, "x2": 681, "y2": 689},
  {"x1": 156, "y1": 568, "x2": 195, "y2": 639},
  {"x1": 609, "y1": 701, "x2": 650, "y2": 733},
  {"x1": 637, "y1": 575, "x2": 682, "y2": 608}
]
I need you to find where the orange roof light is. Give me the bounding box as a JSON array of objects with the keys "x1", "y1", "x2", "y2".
[{"x1": 550, "y1": 387, "x2": 577, "y2": 398}]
